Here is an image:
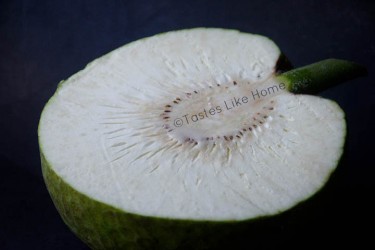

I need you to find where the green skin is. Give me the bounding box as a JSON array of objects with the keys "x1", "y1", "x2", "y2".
[
  {"x1": 41, "y1": 152, "x2": 251, "y2": 250},
  {"x1": 39, "y1": 58, "x2": 366, "y2": 250}
]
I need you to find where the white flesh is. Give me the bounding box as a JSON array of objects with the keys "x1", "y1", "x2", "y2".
[{"x1": 39, "y1": 28, "x2": 345, "y2": 220}]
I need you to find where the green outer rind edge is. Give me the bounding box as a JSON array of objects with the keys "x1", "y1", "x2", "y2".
[
  {"x1": 276, "y1": 59, "x2": 367, "y2": 94},
  {"x1": 40, "y1": 143, "x2": 345, "y2": 250},
  {"x1": 40, "y1": 151, "x2": 255, "y2": 250}
]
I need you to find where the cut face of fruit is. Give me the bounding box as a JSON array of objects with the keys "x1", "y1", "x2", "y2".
[{"x1": 39, "y1": 28, "x2": 346, "y2": 222}]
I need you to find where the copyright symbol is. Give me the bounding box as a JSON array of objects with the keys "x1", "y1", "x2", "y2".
[{"x1": 174, "y1": 118, "x2": 183, "y2": 127}]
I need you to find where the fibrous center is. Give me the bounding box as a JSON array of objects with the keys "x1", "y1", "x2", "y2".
[{"x1": 162, "y1": 78, "x2": 287, "y2": 145}]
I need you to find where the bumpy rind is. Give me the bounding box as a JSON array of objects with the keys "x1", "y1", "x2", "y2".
[{"x1": 41, "y1": 151, "x2": 257, "y2": 250}]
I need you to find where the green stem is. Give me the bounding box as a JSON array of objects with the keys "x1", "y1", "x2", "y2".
[{"x1": 276, "y1": 59, "x2": 367, "y2": 94}]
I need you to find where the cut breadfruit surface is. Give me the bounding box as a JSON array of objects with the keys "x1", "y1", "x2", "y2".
[{"x1": 39, "y1": 28, "x2": 359, "y2": 249}]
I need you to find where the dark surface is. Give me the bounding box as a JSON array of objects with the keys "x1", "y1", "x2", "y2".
[{"x1": 0, "y1": 0, "x2": 374, "y2": 249}]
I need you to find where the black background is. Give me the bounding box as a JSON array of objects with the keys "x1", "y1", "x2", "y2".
[{"x1": 1, "y1": 0, "x2": 374, "y2": 249}]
